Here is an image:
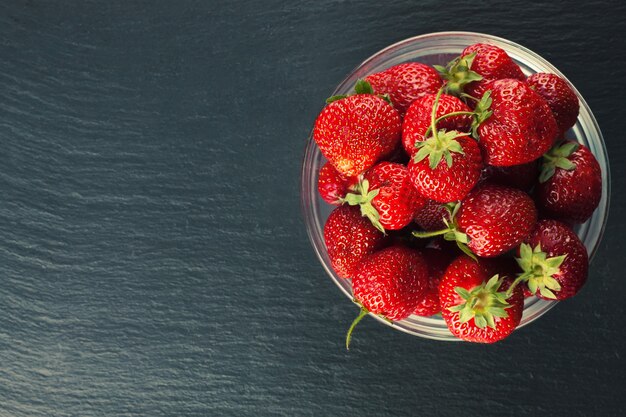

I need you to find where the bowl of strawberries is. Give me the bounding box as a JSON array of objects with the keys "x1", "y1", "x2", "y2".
[{"x1": 301, "y1": 32, "x2": 609, "y2": 345}]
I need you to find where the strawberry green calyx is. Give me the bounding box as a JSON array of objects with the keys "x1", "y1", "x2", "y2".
[
  {"x1": 354, "y1": 79, "x2": 374, "y2": 95},
  {"x1": 414, "y1": 130, "x2": 468, "y2": 169},
  {"x1": 448, "y1": 275, "x2": 511, "y2": 329},
  {"x1": 414, "y1": 88, "x2": 468, "y2": 169},
  {"x1": 539, "y1": 141, "x2": 579, "y2": 183},
  {"x1": 435, "y1": 52, "x2": 483, "y2": 97},
  {"x1": 512, "y1": 243, "x2": 566, "y2": 299},
  {"x1": 412, "y1": 202, "x2": 477, "y2": 261},
  {"x1": 340, "y1": 178, "x2": 384, "y2": 233},
  {"x1": 326, "y1": 79, "x2": 393, "y2": 106},
  {"x1": 471, "y1": 91, "x2": 493, "y2": 138}
]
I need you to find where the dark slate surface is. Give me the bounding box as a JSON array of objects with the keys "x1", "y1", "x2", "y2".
[{"x1": 1, "y1": 1, "x2": 625, "y2": 416}]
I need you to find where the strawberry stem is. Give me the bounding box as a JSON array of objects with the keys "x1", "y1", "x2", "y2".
[
  {"x1": 504, "y1": 270, "x2": 533, "y2": 299},
  {"x1": 413, "y1": 202, "x2": 477, "y2": 262},
  {"x1": 424, "y1": 110, "x2": 476, "y2": 138},
  {"x1": 429, "y1": 88, "x2": 444, "y2": 141},
  {"x1": 345, "y1": 307, "x2": 369, "y2": 350},
  {"x1": 412, "y1": 228, "x2": 452, "y2": 238},
  {"x1": 413, "y1": 88, "x2": 468, "y2": 169}
]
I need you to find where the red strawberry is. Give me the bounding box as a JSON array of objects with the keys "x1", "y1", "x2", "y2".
[
  {"x1": 408, "y1": 135, "x2": 483, "y2": 202},
  {"x1": 343, "y1": 162, "x2": 427, "y2": 232},
  {"x1": 436, "y1": 43, "x2": 525, "y2": 99},
  {"x1": 347, "y1": 246, "x2": 429, "y2": 348},
  {"x1": 317, "y1": 162, "x2": 357, "y2": 205},
  {"x1": 477, "y1": 79, "x2": 559, "y2": 166},
  {"x1": 414, "y1": 247, "x2": 455, "y2": 316},
  {"x1": 365, "y1": 63, "x2": 443, "y2": 115},
  {"x1": 406, "y1": 90, "x2": 483, "y2": 203},
  {"x1": 323, "y1": 205, "x2": 385, "y2": 279},
  {"x1": 413, "y1": 199, "x2": 449, "y2": 231},
  {"x1": 402, "y1": 93, "x2": 472, "y2": 157},
  {"x1": 536, "y1": 141, "x2": 602, "y2": 224},
  {"x1": 313, "y1": 94, "x2": 401, "y2": 177},
  {"x1": 439, "y1": 255, "x2": 524, "y2": 343},
  {"x1": 479, "y1": 159, "x2": 540, "y2": 191},
  {"x1": 415, "y1": 184, "x2": 537, "y2": 258},
  {"x1": 458, "y1": 184, "x2": 537, "y2": 257},
  {"x1": 517, "y1": 220, "x2": 588, "y2": 300},
  {"x1": 527, "y1": 73, "x2": 579, "y2": 135}
]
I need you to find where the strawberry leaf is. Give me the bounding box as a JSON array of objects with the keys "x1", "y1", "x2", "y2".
[
  {"x1": 326, "y1": 95, "x2": 347, "y2": 104},
  {"x1": 540, "y1": 141, "x2": 579, "y2": 182},
  {"x1": 438, "y1": 52, "x2": 483, "y2": 96},
  {"x1": 354, "y1": 79, "x2": 374, "y2": 95}
]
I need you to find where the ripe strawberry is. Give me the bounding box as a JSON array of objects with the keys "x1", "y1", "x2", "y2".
[
  {"x1": 436, "y1": 43, "x2": 525, "y2": 99},
  {"x1": 408, "y1": 135, "x2": 483, "y2": 202},
  {"x1": 347, "y1": 246, "x2": 429, "y2": 348},
  {"x1": 317, "y1": 162, "x2": 357, "y2": 205},
  {"x1": 313, "y1": 93, "x2": 401, "y2": 177},
  {"x1": 439, "y1": 255, "x2": 524, "y2": 343},
  {"x1": 413, "y1": 199, "x2": 449, "y2": 231},
  {"x1": 479, "y1": 159, "x2": 540, "y2": 191},
  {"x1": 402, "y1": 93, "x2": 472, "y2": 156},
  {"x1": 477, "y1": 79, "x2": 559, "y2": 166},
  {"x1": 414, "y1": 247, "x2": 455, "y2": 316},
  {"x1": 517, "y1": 220, "x2": 588, "y2": 300},
  {"x1": 342, "y1": 162, "x2": 427, "y2": 232},
  {"x1": 323, "y1": 205, "x2": 385, "y2": 279},
  {"x1": 406, "y1": 90, "x2": 483, "y2": 203},
  {"x1": 365, "y1": 62, "x2": 443, "y2": 115},
  {"x1": 414, "y1": 184, "x2": 537, "y2": 259},
  {"x1": 458, "y1": 184, "x2": 537, "y2": 257},
  {"x1": 527, "y1": 73, "x2": 579, "y2": 135},
  {"x1": 536, "y1": 141, "x2": 602, "y2": 224}
]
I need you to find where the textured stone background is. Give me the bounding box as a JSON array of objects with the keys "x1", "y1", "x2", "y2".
[{"x1": 0, "y1": 1, "x2": 624, "y2": 416}]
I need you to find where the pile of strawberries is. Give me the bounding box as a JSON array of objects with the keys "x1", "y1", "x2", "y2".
[{"x1": 312, "y1": 43, "x2": 602, "y2": 346}]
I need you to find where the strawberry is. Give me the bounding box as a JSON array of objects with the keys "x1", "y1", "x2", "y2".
[
  {"x1": 346, "y1": 246, "x2": 429, "y2": 348},
  {"x1": 477, "y1": 79, "x2": 559, "y2": 166},
  {"x1": 536, "y1": 141, "x2": 602, "y2": 224},
  {"x1": 527, "y1": 73, "x2": 579, "y2": 135},
  {"x1": 439, "y1": 255, "x2": 524, "y2": 343},
  {"x1": 313, "y1": 91, "x2": 401, "y2": 177},
  {"x1": 365, "y1": 62, "x2": 443, "y2": 115},
  {"x1": 479, "y1": 159, "x2": 540, "y2": 191},
  {"x1": 323, "y1": 205, "x2": 385, "y2": 279},
  {"x1": 406, "y1": 90, "x2": 483, "y2": 203},
  {"x1": 436, "y1": 43, "x2": 525, "y2": 99},
  {"x1": 408, "y1": 135, "x2": 483, "y2": 203},
  {"x1": 413, "y1": 199, "x2": 449, "y2": 231},
  {"x1": 516, "y1": 220, "x2": 588, "y2": 300},
  {"x1": 342, "y1": 162, "x2": 427, "y2": 232},
  {"x1": 317, "y1": 161, "x2": 357, "y2": 205},
  {"x1": 414, "y1": 247, "x2": 455, "y2": 316},
  {"x1": 402, "y1": 93, "x2": 472, "y2": 156},
  {"x1": 414, "y1": 184, "x2": 537, "y2": 258},
  {"x1": 458, "y1": 184, "x2": 537, "y2": 257}
]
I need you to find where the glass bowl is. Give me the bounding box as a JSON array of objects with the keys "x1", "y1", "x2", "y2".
[{"x1": 301, "y1": 32, "x2": 610, "y2": 341}]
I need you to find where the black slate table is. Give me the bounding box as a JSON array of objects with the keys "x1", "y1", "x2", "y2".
[{"x1": 1, "y1": 1, "x2": 625, "y2": 416}]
